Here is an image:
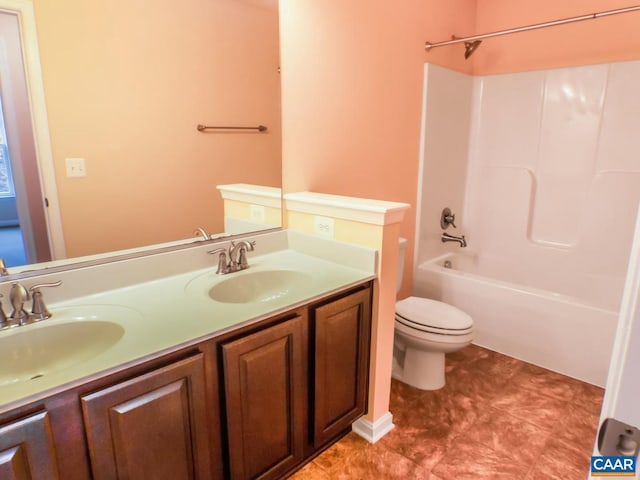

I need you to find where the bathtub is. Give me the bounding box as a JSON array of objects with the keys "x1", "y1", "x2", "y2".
[{"x1": 413, "y1": 253, "x2": 620, "y2": 386}]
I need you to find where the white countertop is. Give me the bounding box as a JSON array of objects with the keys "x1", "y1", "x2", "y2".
[{"x1": 0, "y1": 231, "x2": 377, "y2": 412}]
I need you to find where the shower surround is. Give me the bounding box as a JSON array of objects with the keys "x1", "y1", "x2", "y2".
[{"x1": 414, "y1": 61, "x2": 640, "y2": 386}]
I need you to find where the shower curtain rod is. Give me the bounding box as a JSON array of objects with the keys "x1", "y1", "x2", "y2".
[{"x1": 424, "y1": 5, "x2": 640, "y2": 51}]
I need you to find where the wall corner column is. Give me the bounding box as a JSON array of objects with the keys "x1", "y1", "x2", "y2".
[{"x1": 283, "y1": 191, "x2": 410, "y2": 443}]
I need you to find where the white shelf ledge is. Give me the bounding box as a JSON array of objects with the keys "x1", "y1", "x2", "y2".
[
  {"x1": 216, "y1": 184, "x2": 282, "y2": 208},
  {"x1": 284, "y1": 192, "x2": 410, "y2": 226}
]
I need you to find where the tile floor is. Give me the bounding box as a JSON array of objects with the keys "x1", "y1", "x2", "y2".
[{"x1": 292, "y1": 344, "x2": 604, "y2": 480}]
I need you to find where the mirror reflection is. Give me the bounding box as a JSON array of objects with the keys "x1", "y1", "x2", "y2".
[{"x1": 0, "y1": 0, "x2": 282, "y2": 270}]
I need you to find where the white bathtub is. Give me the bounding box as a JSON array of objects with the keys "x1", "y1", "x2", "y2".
[{"x1": 413, "y1": 253, "x2": 620, "y2": 386}]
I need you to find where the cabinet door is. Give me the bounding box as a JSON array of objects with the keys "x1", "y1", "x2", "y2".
[
  {"x1": 81, "y1": 354, "x2": 212, "y2": 480},
  {"x1": 0, "y1": 411, "x2": 60, "y2": 480},
  {"x1": 222, "y1": 314, "x2": 306, "y2": 480},
  {"x1": 313, "y1": 287, "x2": 371, "y2": 447}
]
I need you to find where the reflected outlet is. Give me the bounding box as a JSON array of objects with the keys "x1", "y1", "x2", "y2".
[
  {"x1": 65, "y1": 157, "x2": 87, "y2": 177},
  {"x1": 250, "y1": 204, "x2": 265, "y2": 223}
]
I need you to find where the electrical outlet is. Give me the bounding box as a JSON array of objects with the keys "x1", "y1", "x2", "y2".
[
  {"x1": 313, "y1": 215, "x2": 335, "y2": 238},
  {"x1": 250, "y1": 204, "x2": 265, "y2": 223},
  {"x1": 65, "y1": 157, "x2": 87, "y2": 177}
]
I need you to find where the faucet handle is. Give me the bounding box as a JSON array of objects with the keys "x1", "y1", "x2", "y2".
[
  {"x1": 29, "y1": 281, "x2": 62, "y2": 321},
  {"x1": 0, "y1": 258, "x2": 8, "y2": 276},
  {"x1": 9, "y1": 283, "x2": 30, "y2": 325},
  {"x1": 207, "y1": 248, "x2": 229, "y2": 274}
]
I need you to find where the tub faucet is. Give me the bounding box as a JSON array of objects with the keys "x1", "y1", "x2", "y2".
[{"x1": 441, "y1": 232, "x2": 467, "y2": 248}]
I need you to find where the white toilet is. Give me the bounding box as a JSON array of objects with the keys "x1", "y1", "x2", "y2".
[{"x1": 392, "y1": 238, "x2": 474, "y2": 390}]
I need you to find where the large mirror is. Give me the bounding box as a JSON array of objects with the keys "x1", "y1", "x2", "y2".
[{"x1": 0, "y1": 0, "x2": 282, "y2": 274}]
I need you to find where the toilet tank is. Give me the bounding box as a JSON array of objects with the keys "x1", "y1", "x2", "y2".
[{"x1": 398, "y1": 237, "x2": 407, "y2": 293}]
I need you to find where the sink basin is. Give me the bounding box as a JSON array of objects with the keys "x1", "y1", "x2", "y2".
[
  {"x1": 207, "y1": 269, "x2": 313, "y2": 304},
  {"x1": 0, "y1": 306, "x2": 137, "y2": 387}
]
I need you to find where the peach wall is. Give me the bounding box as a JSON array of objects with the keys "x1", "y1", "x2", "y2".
[
  {"x1": 279, "y1": 0, "x2": 476, "y2": 299},
  {"x1": 33, "y1": 0, "x2": 281, "y2": 258},
  {"x1": 472, "y1": 0, "x2": 640, "y2": 75}
]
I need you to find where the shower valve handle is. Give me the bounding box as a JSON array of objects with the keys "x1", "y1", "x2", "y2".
[
  {"x1": 445, "y1": 214, "x2": 457, "y2": 228},
  {"x1": 440, "y1": 207, "x2": 457, "y2": 229}
]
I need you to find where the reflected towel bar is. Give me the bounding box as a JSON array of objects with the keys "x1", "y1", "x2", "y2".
[{"x1": 197, "y1": 124, "x2": 267, "y2": 132}]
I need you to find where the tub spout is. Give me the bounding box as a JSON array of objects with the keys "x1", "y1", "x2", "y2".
[{"x1": 441, "y1": 232, "x2": 467, "y2": 248}]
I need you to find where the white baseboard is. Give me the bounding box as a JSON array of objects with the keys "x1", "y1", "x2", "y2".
[{"x1": 352, "y1": 412, "x2": 395, "y2": 444}]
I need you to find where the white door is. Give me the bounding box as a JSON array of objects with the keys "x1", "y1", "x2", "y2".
[{"x1": 594, "y1": 205, "x2": 640, "y2": 478}]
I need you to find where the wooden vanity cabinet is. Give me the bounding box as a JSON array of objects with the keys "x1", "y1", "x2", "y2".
[
  {"x1": 311, "y1": 287, "x2": 371, "y2": 448},
  {"x1": 219, "y1": 283, "x2": 373, "y2": 479},
  {"x1": 0, "y1": 281, "x2": 373, "y2": 480},
  {"x1": 80, "y1": 353, "x2": 213, "y2": 480},
  {"x1": 222, "y1": 313, "x2": 307, "y2": 480},
  {"x1": 0, "y1": 410, "x2": 60, "y2": 479}
]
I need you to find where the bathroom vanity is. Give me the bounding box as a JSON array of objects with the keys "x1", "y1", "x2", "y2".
[{"x1": 0, "y1": 231, "x2": 376, "y2": 479}]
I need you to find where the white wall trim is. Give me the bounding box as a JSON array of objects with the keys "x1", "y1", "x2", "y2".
[
  {"x1": 284, "y1": 192, "x2": 409, "y2": 226},
  {"x1": 216, "y1": 183, "x2": 282, "y2": 208},
  {"x1": 351, "y1": 412, "x2": 395, "y2": 444}
]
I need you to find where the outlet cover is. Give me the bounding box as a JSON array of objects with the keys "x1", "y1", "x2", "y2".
[
  {"x1": 249, "y1": 204, "x2": 265, "y2": 223},
  {"x1": 65, "y1": 157, "x2": 87, "y2": 177},
  {"x1": 313, "y1": 215, "x2": 335, "y2": 238}
]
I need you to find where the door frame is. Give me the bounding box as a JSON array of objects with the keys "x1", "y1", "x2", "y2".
[
  {"x1": 0, "y1": 0, "x2": 65, "y2": 261},
  {"x1": 594, "y1": 203, "x2": 640, "y2": 474}
]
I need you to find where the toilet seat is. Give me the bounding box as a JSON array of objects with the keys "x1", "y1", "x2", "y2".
[{"x1": 395, "y1": 296, "x2": 473, "y2": 336}]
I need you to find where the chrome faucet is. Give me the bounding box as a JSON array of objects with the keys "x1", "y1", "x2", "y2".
[
  {"x1": 194, "y1": 227, "x2": 212, "y2": 241},
  {"x1": 229, "y1": 240, "x2": 255, "y2": 270},
  {"x1": 0, "y1": 281, "x2": 62, "y2": 330},
  {"x1": 441, "y1": 232, "x2": 467, "y2": 248},
  {"x1": 208, "y1": 240, "x2": 256, "y2": 274},
  {"x1": 193, "y1": 227, "x2": 211, "y2": 240}
]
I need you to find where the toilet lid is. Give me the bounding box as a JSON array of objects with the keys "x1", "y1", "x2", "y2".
[{"x1": 395, "y1": 297, "x2": 473, "y2": 333}]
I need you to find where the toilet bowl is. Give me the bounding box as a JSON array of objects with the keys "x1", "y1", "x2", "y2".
[{"x1": 393, "y1": 239, "x2": 474, "y2": 390}]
